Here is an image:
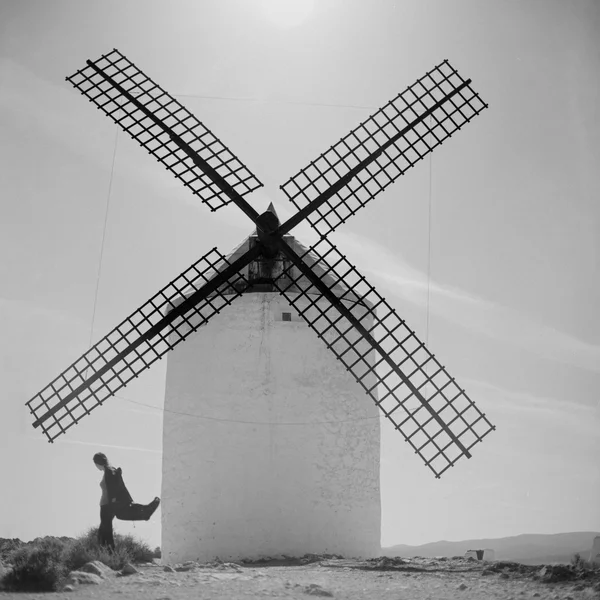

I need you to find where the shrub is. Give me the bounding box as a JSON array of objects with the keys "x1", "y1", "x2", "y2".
[
  {"x1": 0, "y1": 529, "x2": 155, "y2": 591},
  {"x1": 62, "y1": 527, "x2": 154, "y2": 572},
  {"x1": 571, "y1": 552, "x2": 600, "y2": 572},
  {"x1": 0, "y1": 539, "x2": 23, "y2": 563},
  {"x1": 1, "y1": 538, "x2": 68, "y2": 591},
  {"x1": 114, "y1": 532, "x2": 154, "y2": 564},
  {"x1": 62, "y1": 528, "x2": 125, "y2": 571}
]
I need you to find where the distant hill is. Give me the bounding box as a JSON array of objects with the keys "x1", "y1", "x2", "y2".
[{"x1": 382, "y1": 531, "x2": 599, "y2": 565}]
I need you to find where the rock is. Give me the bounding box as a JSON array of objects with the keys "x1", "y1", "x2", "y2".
[
  {"x1": 120, "y1": 562, "x2": 138, "y2": 575},
  {"x1": 537, "y1": 564, "x2": 576, "y2": 583},
  {"x1": 300, "y1": 553, "x2": 343, "y2": 565},
  {"x1": 481, "y1": 568, "x2": 494, "y2": 576},
  {"x1": 79, "y1": 560, "x2": 114, "y2": 578},
  {"x1": 303, "y1": 583, "x2": 334, "y2": 597},
  {"x1": 537, "y1": 566, "x2": 547, "y2": 579},
  {"x1": 369, "y1": 556, "x2": 405, "y2": 569},
  {"x1": 457, "y1": 583, "x2": 468, "y2": 590},
  {"x1": 163, "y1": 565, "x2": 176, "y2": 572},
  {"x1": 222, "y1": 562, "x2": 243, "y2": 571},
  {"x1": 68, "y1": 571, "x2": 104, "y2": 585},
  {"x1": 532, "y1": 594, "x2": 540, "y2": 598},
  {"x1": 572, "y1": 584, "x2": 585, "y2": 591},
  {"x1": 174, "y1": 563, "x2": 196, "y2": 572},
  {"x1": 500, "y1": 572, "x2": 510, "y2": 579},
  {"x1": 63, "y1": 584, "x2": 75, "y2": 592}
]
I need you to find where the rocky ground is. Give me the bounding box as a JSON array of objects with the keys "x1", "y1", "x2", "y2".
[{"x1": 2, "y1": 555, "x2": 600, "y2": 600}]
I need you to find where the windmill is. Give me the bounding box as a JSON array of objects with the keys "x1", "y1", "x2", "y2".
[{"x1": 26, "y1": 50, "x2": 495, "y2": 562}]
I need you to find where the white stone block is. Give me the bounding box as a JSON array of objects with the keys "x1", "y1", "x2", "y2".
[
  {"x1": 482, "y1": 549, "x2": 495, "y2": 561},
  {"x1": 591, "y1": 536, "x2": 600, "y2": 564}
]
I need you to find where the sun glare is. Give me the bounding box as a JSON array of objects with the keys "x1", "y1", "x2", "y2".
[{"x1": 261, "y1": 0, "x2": 315, "y2": 28}]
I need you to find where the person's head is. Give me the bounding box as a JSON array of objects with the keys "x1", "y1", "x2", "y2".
[{"x1": 93, "y1": 452, "x2": 109, "y2": 471}]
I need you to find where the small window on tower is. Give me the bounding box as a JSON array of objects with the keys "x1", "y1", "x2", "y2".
[{"x1": 282, "y1": 312, "x2": 292, "y2": 322}]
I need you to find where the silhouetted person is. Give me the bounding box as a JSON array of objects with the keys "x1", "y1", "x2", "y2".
[{"x1": 93, "y1": 452, "x2": 160, "y2": 551}]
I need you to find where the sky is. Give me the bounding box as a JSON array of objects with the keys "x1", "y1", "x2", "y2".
[{"x1": 0, "y1": 0, "x2": 598, "y2": 551}]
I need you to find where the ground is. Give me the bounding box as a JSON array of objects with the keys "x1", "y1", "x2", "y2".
[{"x1": 1, "y1": 556, "x2": 599, "y2": 599}]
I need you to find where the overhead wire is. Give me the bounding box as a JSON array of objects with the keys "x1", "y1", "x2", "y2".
[
  {"x1": 87, "y1": 130, "x2": 118, "y2": 354},
  {"x1": 115, "y1": 394, "x2": 384, "y2": 426},
  {"x1": 172, "y1": 92, "x2": 380, "y2": 112},
  {"x1": 425, "y1": 115, "x2": 433, "y2": 348}
]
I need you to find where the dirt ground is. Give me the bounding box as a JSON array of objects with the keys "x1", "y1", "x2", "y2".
[{"x1": 2, "y1": 557, "x2": 599, "y2": 600}]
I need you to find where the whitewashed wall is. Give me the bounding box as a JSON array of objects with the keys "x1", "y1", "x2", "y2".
[
  {"x1": 162, "y1": 292, "x2": 381, "y2": 563},
  {"x1": 592, "y1": 536, "x2": 600, "y2": 564}
]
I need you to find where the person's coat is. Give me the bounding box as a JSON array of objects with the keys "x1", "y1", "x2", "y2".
[{"x1": 103, "y1": 466, "x2": 134, "y2": 507}]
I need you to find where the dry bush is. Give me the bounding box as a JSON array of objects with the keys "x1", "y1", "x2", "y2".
[
  {"x1": 114, "y1": 531, "x2": 154, "y2": 564},
  {"x1": 571, "y1": 553, "x2": 600, "y2": 572},
  {"x1": 62, "y1": 527, "x2": 153, "y2": 571},
  {"x1": 1, "y1": 528, "x2": 156, "y2": 591},
  {"x1": 62, "y1": 528, "x2": 130, "y2": 572},
  {"x1": 1, "y1": 538, "x2": 68, "y2": 591}
]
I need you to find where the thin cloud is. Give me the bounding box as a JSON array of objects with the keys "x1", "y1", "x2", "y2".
[
  {"x1": 464, "y1": 377, "x2": 599, "y2": 425},
  {"x1": 330, "y1": 230, "x2": 600, "y2": 374},
  {"x1": 26, "y1": 435, "x2": 162, "y2": 455}
]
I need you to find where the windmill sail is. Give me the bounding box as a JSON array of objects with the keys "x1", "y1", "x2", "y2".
[
  {"x1": 26, "y1": 247, "x2": 255, "y2": 442},
  {"x1": 27, "y1": 49, "x2": 494, "y2": 478},
  {"x1": 279, "y1": 60, "x2": 487, "y2": 238},
  {"x1": 273, "y1": 238, "x2": 495, "y2": 478},
  {"x1": 66, "y1": 49, "x2": 263, "y2": 212}
]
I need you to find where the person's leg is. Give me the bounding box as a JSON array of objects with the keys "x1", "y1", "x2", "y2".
[
  {"x1": 99, "y1": 505, "x2": 115, "y2": 551},
  {"x1": 98, "y1": 508, "x2": 106, "y2": 546},
  {"x1": 114, "y1": 503, "x2": 146, "y2": 521},
  {"x1": 115, "y1": 498, "x2": 160, "y2": 521}
]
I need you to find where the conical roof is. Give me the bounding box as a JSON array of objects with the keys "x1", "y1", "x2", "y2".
[{"x1": 174, "y1": 204, "x2": 370, "y2": 310}]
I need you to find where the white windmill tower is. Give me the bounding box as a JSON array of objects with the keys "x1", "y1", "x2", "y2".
[
  {"x1": 26, "y1": 50, "x2": 495, "y2": 563},
  {"x1": 162, "y1": 210, "x2": 381, "y2": 561}
]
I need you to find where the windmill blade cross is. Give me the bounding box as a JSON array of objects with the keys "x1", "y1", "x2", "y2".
[{"x1": 25, "y1": 50, "x2": 494, "y2": 478}]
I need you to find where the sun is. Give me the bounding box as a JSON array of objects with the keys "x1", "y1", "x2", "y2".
[{"x1": 261, "y1": 0, "x2": 316, "y2": 28}]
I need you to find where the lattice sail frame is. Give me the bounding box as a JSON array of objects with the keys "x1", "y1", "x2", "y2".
[
  {"x1": 28, "y1": 51, "x2": 494, "y2": 474},
  {"x1": 26, "y1": 249, "x2": 248, "y2": 442},
  {"x1": 66, "y1": 49, "x2": 263, "y2": 211},
  {"x1": 273, "y1": 238, "x2": 495, "y2": 478},
  {"x1": 280, "y1": 59, "x2": 487, "y2": 238}
]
